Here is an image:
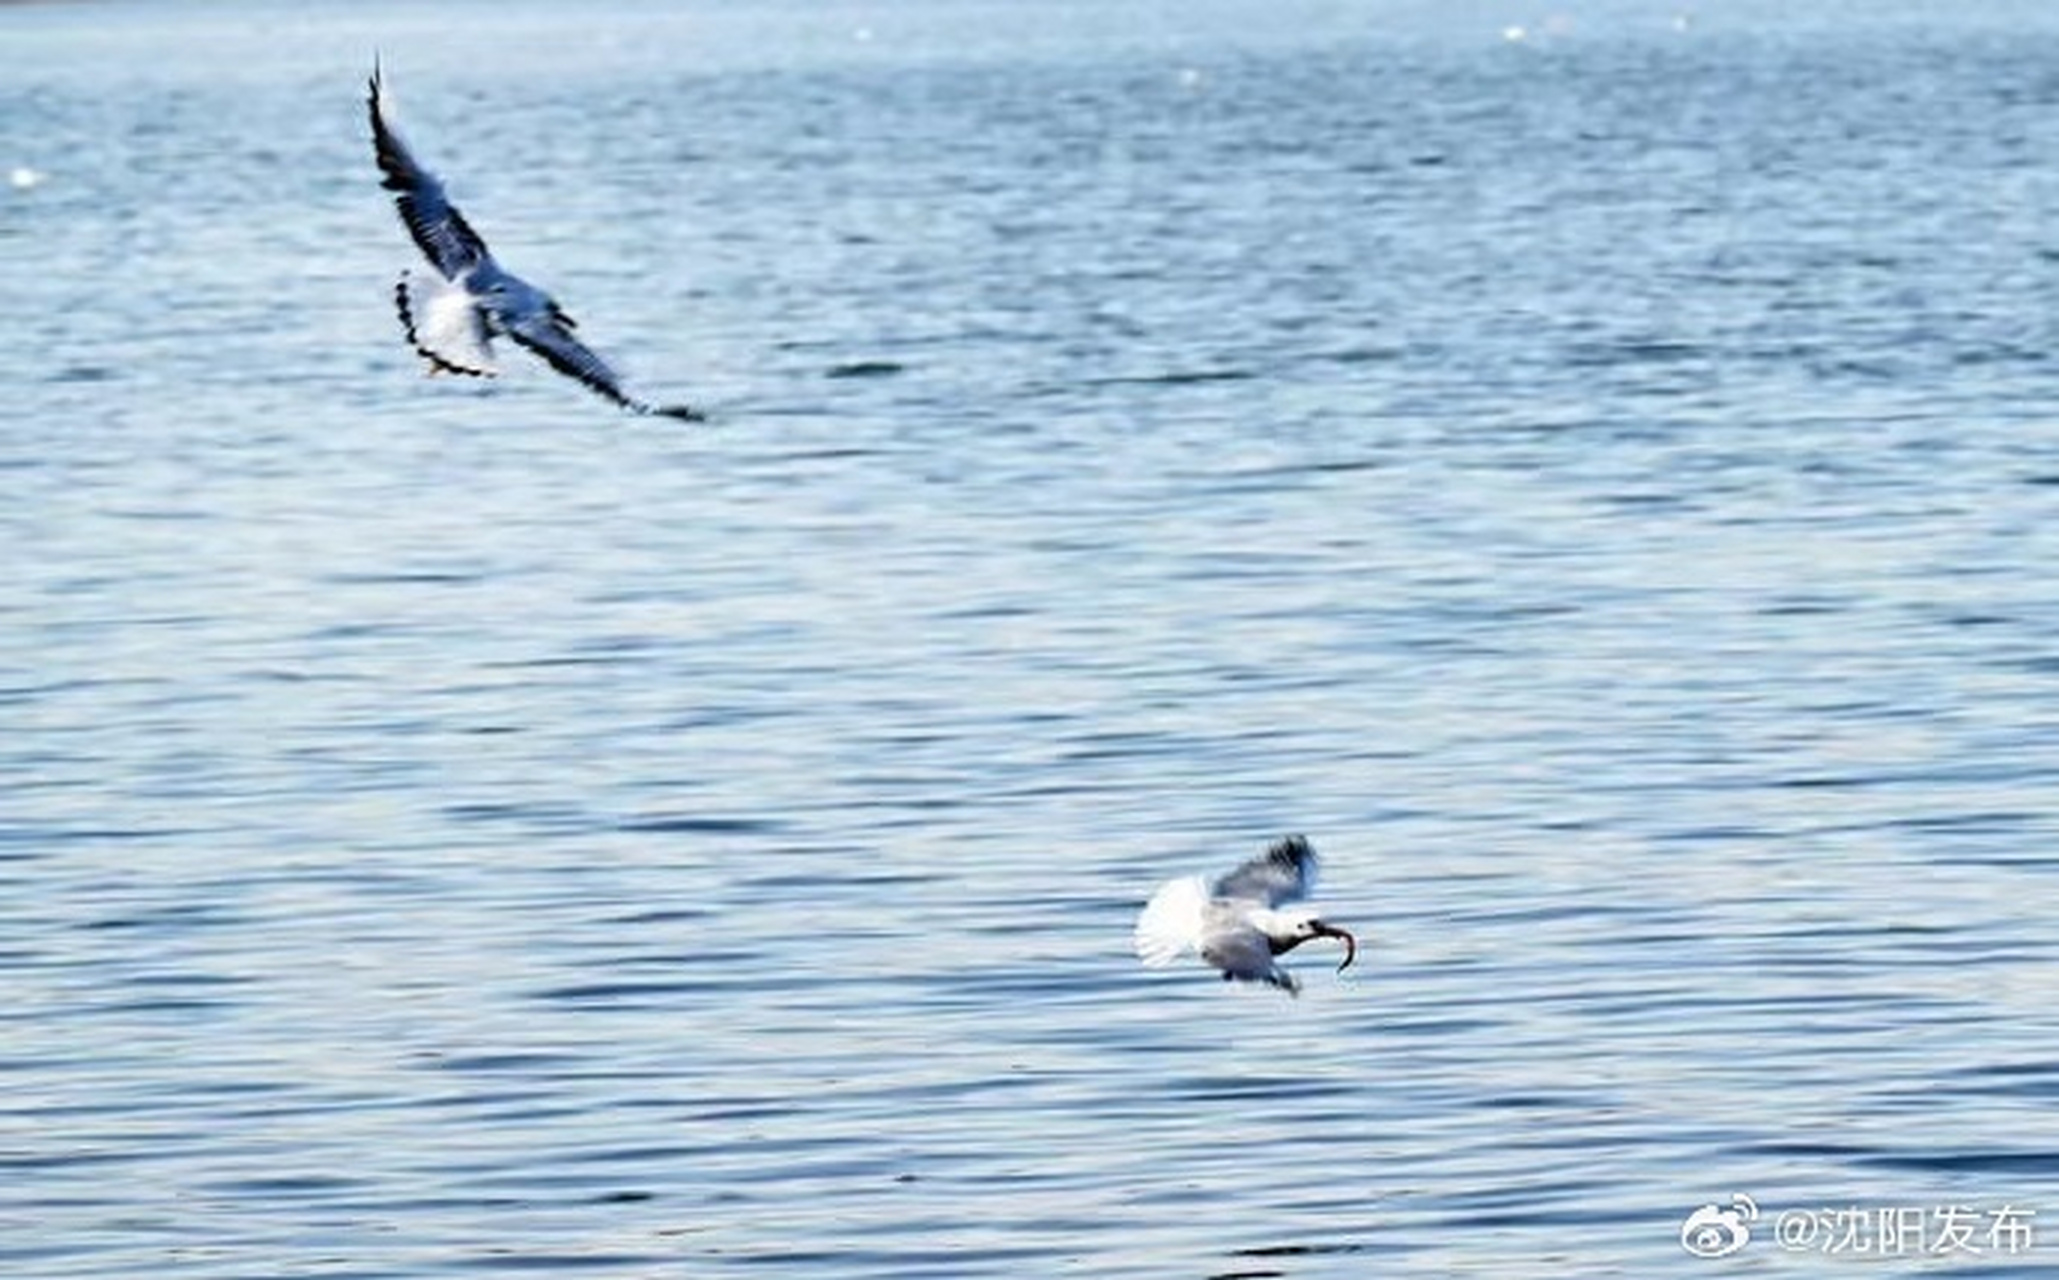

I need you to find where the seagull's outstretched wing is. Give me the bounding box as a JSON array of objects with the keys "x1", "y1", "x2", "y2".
[
  {"x1": 1134, "y1": 875, "x2": 1209, "y2": 967},
  {"x1": 506, "y1": 308, "x2": 705, "y2": 420},
  {"x1": 505, "y1": 307, "x2": 631, "y2": 405},
  {"x1": 1212, "y1": 835, "x2": 1318, "y2": 907},
  {"x1": 369, "y1": 63, "x2": 489, "y2": 280}
]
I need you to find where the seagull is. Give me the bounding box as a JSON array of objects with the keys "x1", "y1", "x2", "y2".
[
  {"x1": 1133, "y1": 834, "x2": 1356, "y2": 996},
  {"x1": 368, "y1": 63, "x2": 703, "y2": 421}
]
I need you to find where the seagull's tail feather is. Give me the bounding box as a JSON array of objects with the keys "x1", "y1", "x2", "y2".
[
  {"x1": 1133, "y1": 875, "x2": 1209, "y2": 968},
  {"x1": 396, "y1": 269, "x2": 496, "y2": 377}
]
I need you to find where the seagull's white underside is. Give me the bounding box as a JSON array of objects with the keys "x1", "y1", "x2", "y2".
[{"x1": 398, "y1": 269, "x2": 497, "y2": 377}]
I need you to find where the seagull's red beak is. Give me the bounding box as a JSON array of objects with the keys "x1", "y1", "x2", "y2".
[{"x1": 1312, "y1": 922, "x2": 1357, "y2": 972}]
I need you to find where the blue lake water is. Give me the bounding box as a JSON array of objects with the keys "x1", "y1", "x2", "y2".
[{"x1": 5, "y1": 0, "x2": 2059, "y2": 1274}]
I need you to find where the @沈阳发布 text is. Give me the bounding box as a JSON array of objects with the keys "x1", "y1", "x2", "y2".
[{"x1": 1681, "y1": 1196, "x2": 2036, "y2": 1259}]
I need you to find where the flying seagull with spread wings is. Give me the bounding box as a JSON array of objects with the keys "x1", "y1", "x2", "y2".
[
  {"x1": 1134, "y1": 835, "x2": 1357, "y2": 996},
  {"x1": 368, "y1": 63, "x2": 702, "y2": 420}
]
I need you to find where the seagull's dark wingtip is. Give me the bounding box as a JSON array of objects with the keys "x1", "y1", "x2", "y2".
[{"x1": 631, "y1": 401, "x2": 707, "y2": 423}]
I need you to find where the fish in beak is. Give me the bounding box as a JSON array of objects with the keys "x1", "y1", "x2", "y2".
[{"x1": 1311, "y1": 921, "x2": 1357, "y2": 972}]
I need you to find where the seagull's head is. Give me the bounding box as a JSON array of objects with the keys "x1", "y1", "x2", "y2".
[{"x1": 1258, "y1": 908, "x2": 1358, "y2": 972}]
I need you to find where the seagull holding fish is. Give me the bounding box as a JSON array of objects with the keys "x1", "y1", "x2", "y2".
[
  {"x1": 368, "y1": 63, "x2": 702, "y2": 420},
  {"x1": 1133, "y1": 834, "x2": 1357, "y2": 996}
]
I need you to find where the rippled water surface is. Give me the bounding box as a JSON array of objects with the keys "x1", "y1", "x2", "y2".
[{"x1": 6, "y1": 1, "x2": 2059, "y2": 1274}]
